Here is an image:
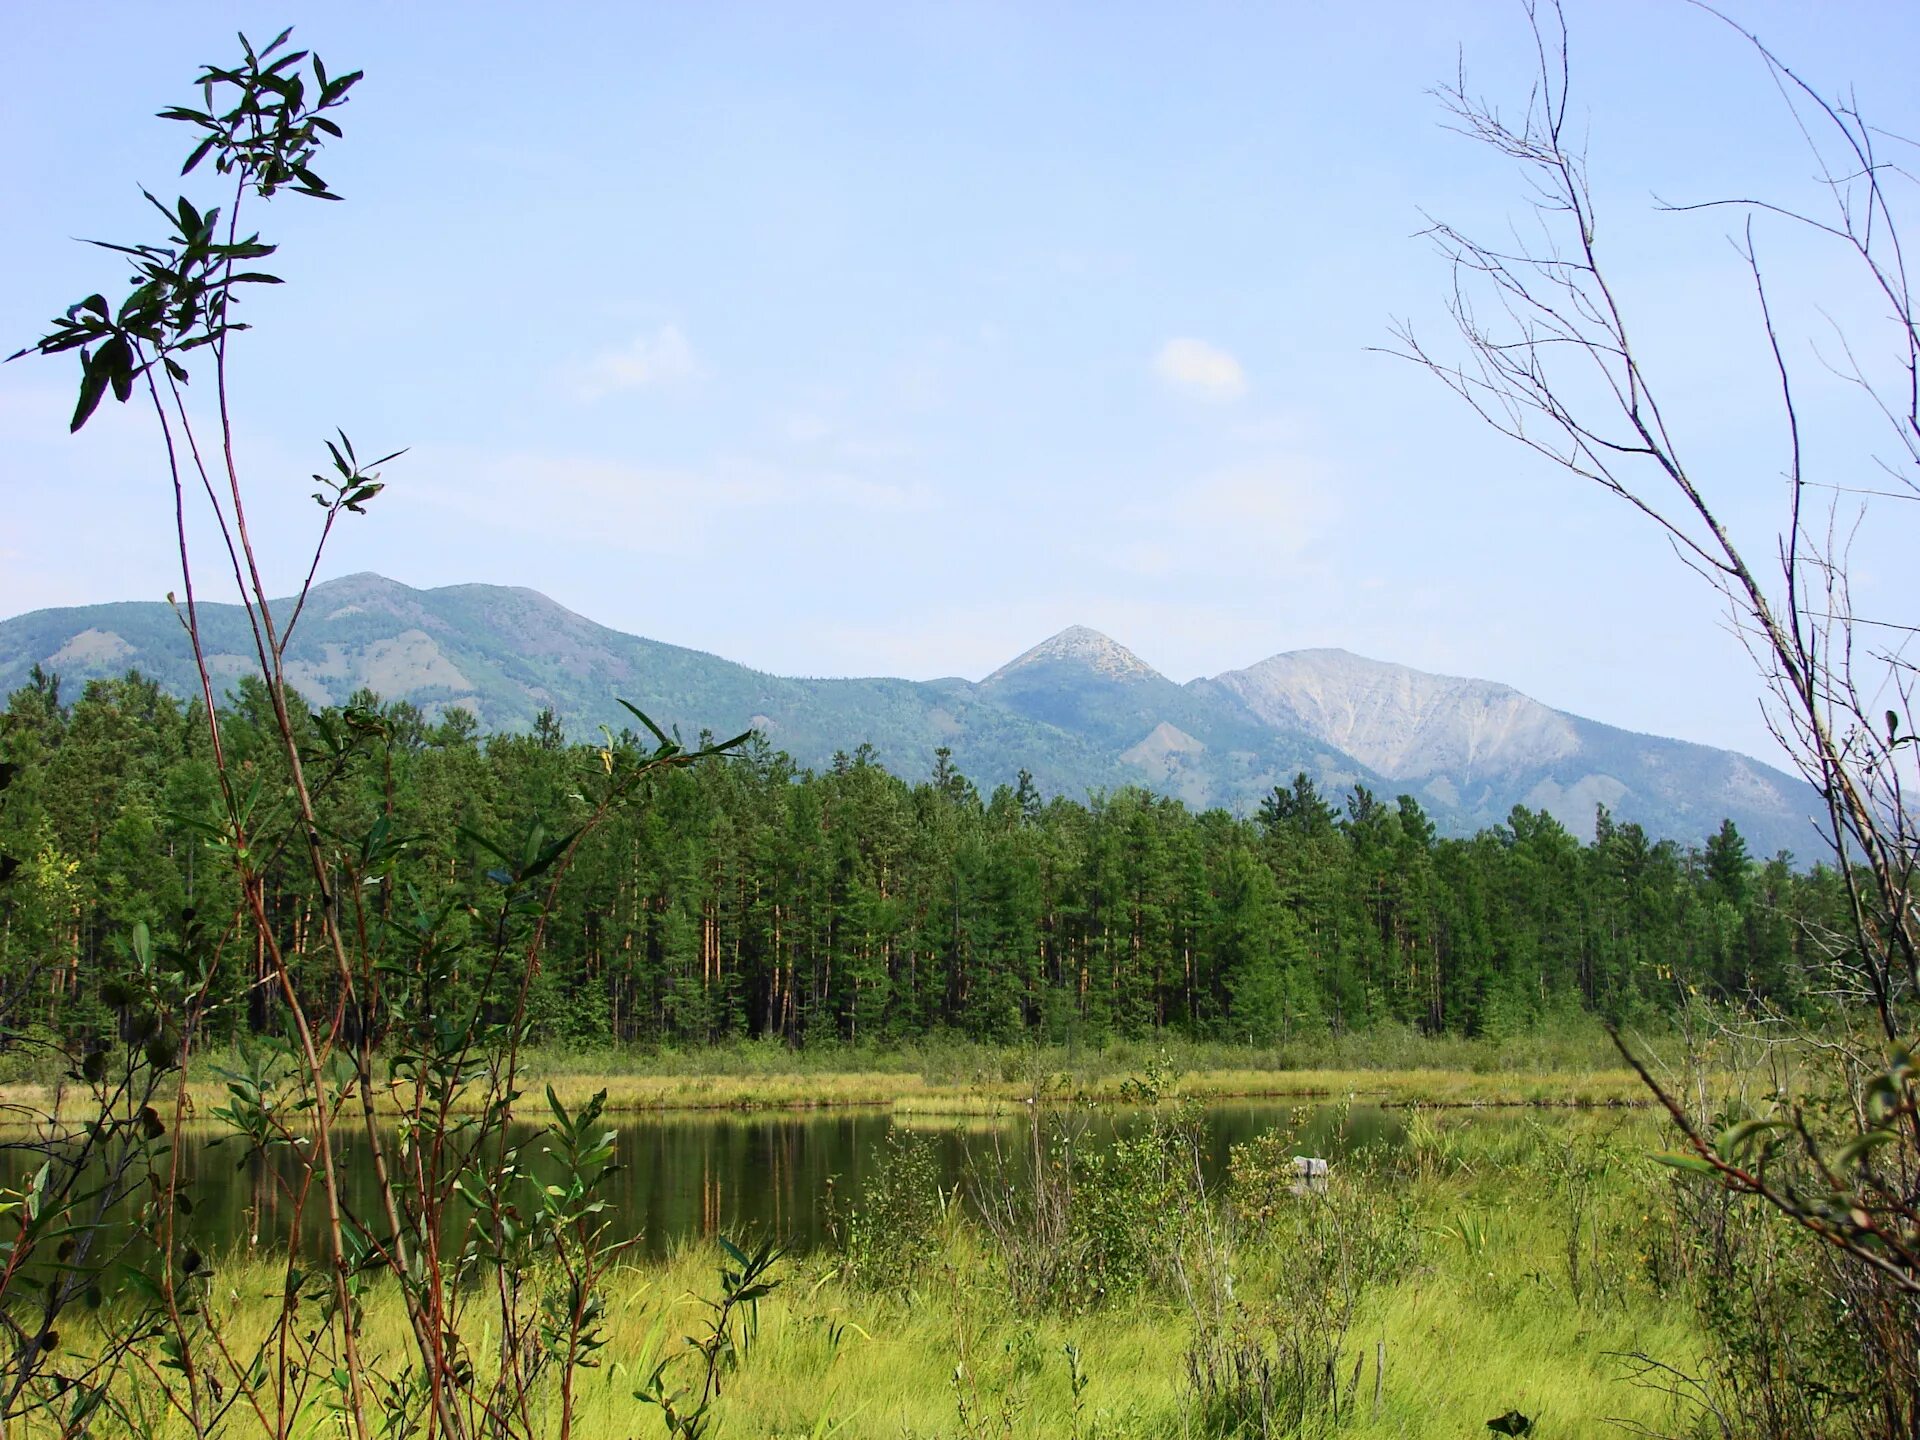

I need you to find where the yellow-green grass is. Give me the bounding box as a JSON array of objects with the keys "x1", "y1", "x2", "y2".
[
  {"x1": 0, "y1": 1064, "x2": 1652, "y2": 1128},
  {"x1": 2, "y1": 1025, "x2": 1676, "y2": 1126},
  {"x1": 79, "y1": 1111, "x2": 1703, "y2": 1438}
]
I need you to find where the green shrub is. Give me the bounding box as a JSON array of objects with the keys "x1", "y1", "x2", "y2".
[
  {"x1": 831, "y1": 1127, "x2": 947, "y2": 1290},
  {"x1": 1189, "y1": 1173, "x2": 1419, "y2": 1436}
]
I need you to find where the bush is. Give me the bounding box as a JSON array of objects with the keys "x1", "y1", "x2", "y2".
[
  {"x1": 831, "y1": 1127, "x2": 947, "y2": 1290},
  {"x1": 1191, "y1": 1162, "x2": 1419, "y2": 1436}
]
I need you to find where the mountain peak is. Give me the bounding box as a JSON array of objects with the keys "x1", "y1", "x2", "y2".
[
  {"x1": 309, "y1": 571, "x2": 413, "y2": 598},
  {"x1": 985, "y1": 626, "x2": 1164, "y2": 685}
]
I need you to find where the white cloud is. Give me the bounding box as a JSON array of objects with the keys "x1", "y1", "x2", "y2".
[
  {"x1": 783, "y1": 412, "x2": 835, "y2": 445},
  {"x1": 575, "y1": 325, "x2": 698, "y2": 398},
  {"x1": 1153, "y1": 337, "x2": 1247, "y2": 401}
]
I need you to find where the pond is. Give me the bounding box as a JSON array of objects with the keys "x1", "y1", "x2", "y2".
[{"x1": 75, "y1": 1100, "x2": 1404, "y2": 1259}]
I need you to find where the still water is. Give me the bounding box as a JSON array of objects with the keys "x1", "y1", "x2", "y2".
[{"x1": 158, "y1": 1100, "x2": 1401, "y2": 1258}]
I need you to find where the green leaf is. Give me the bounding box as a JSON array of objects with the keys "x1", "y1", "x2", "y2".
[
  {"x1": 146, "y1": 1031, "x2": 179, "y2": 1070},
  {"x1": 104, "y1": 336, "x2": 136, "y2": 403},
  {"x1": 458, "y1": 826, "x2": 515, "y2": 865},
  {"x1": 71, "y1": 351, "x2": 111, "y2": 432},
  {"x1": 117, "y1": 1266, "x2": 166, "y2": 1306},
  {"x1": 521, "y1": 826, "x2": 584, "y2": 883},
  {"x1": 181, "y1": 134, "x2": 219, "y2": 176},
  {"x1": 615, "y1": 699, "x2": 672, "y2": 748},
  {"x1": 1833, "y1": 1129, "x2": 1896, "y2": 1168},
  {"x1": 1651, "y1": 1151, "x2": 1718, "y2": 1176},
  {"x1": 1715, "y1": 1118, "x2": 1787, "y2": 1161}
]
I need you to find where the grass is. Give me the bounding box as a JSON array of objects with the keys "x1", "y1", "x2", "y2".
[
  {"x1": 689, "y1": 1109, "x2": 1701, "y2": 1438},
  {"x1": 0, "y1": 1063, "x2": 1654, "y2": 1127},
  {"x1": 0, "y1": 1023, "x2": 1674, "y2": 1125},
  {"x1": 68, "y1": 1106, "x2": 1714, "y2": 1439}
]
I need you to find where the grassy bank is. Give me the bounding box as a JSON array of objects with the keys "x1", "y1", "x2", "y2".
[
  {"x1": 0, "y1": 1025, "x2": 1696, "y2": 1124},
  {"x1": 0, "y1": 1026, "x2": 1677, "y2": 1123},
  {"x1": 511, "y1": 1027, "x2": 1665, "y2": 1111}
]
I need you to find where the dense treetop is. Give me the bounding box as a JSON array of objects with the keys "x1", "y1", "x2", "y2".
[{"x1": 0, "y1": 669, "x2": 1826, "y2": 1050}]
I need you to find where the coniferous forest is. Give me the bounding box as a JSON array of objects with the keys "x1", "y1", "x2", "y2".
[{"x1": 0, "y1": 666, "x2": 1826, "y2": 1053}]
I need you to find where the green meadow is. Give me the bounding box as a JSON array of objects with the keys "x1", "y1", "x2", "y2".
[{"x1": 69, "y1": 1047, "x2": 1794, "y2": 1440}]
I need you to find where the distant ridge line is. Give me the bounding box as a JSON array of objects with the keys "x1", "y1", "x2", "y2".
[{"x1": 0, "y1": 573, "x2": 1821, "y2": 855}]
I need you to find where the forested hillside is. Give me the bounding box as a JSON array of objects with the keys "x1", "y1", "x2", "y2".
[
  {"x1": 0, "y1": 573, "x2": 1823, "y2": 856},
  {"x1": 0, "y1": 668, "x2": 1830, "y2": 1049}
]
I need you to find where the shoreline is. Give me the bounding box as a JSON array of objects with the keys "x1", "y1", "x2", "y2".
[{"x1": 0, "y1": 1061, "x2": 1657, "y2": 1126}]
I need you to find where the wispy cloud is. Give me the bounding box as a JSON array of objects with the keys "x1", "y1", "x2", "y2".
[
  {"x1": 1153, "y1": 337, "x2": 1247, "y2": 401},
  {"x1": 1182, "y1": 463, "x2": 1332, "y2": 538},
  {"x1": 407, "y1": 448, "x2": 932, "y2": 555},
  {"x1": 1101, "y1": 455, "x2": 1339, "y2": 579},
  {"x1": 574, "y1": 325, "x2": 698, "y2": 399},
  {"x1": 779, "y1": 409, "x2": 916, "y2": 464}
]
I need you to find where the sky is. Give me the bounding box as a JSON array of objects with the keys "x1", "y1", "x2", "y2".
[{"x1": 4, "y1": 2, "x2": 1918, "y2": 768}]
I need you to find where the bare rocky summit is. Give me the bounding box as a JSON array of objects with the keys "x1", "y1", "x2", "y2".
[
  {"x1": 985, "y1": 626, "x2": 1164, "y2": 684},
  {"x1": 1198, "y1": 647, "x2": 1806, "y2": 851},
  {"x1": 1209, "y1": 648, "x2": 1580, "y2": 781}
]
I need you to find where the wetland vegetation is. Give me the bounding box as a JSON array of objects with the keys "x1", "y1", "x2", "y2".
[
  {"x1": 34, "y1": 1077, "x2": 1865, "y2": 1439},
  {"x1": 2, "y1": 10, "x2": 1916, "y2": 1439}
]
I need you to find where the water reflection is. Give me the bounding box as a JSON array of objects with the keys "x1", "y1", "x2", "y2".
[{"x1": 23, "y1": 1101, "x2": 1403, "y2": 1259}]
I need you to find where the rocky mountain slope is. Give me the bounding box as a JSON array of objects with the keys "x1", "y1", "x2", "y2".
[
  {"x1": 0, "y1": 574, "x2": 1822, "y2": 855},
  {"x1": 977, "y1": 627, "x2": 1382, "y2": 812},
  {"x1": 1203, "y1": 648, "x2": 1807, "y2": 847}
]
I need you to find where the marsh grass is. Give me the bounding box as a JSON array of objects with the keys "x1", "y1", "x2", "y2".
[
  {"x1": 0, "y1": 1026, "x2": 1666, "y2": 1127},
  {"x1": 61, "y1": 1106, "x2": 1718, "y2": 1438},
  {"x1": 0, "y1": 1063, "x2": 1655, "y2": 1134}
]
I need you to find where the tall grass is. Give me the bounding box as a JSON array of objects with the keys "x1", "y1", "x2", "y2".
[{"x1": 67, "y1": 1106, "x2": 1719, "y2": 1438}]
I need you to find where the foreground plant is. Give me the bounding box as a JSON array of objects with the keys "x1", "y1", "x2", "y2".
[
  {"x1": 1400, "y1": 2, "x2": 1920, "y2": 1433},
  {"x1": 7, "y1": 27, "x2": 744, "y2": 1440},
  {"x1": 636, "y1": 1236, "x2": 782, "y2": 1440}
]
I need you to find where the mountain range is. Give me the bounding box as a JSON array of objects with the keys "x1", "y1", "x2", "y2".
[{"x1": 0, "y1": 573, "x2": 1821, "y2": 856}]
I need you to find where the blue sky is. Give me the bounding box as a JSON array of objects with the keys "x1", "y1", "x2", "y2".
[{"x1": 4, "y1": 2, "x2": 1917, "y2": 767}]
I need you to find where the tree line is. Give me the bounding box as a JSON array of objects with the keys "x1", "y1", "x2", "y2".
[{"x1": 0, "y1": 668, "x2": 1834, "y2": 1051}]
